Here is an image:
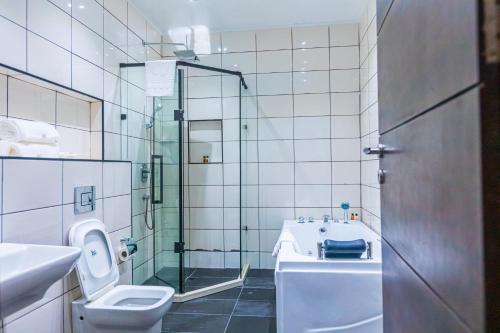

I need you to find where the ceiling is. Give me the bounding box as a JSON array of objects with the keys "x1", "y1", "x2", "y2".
[{"x1": 129, "y1": 0, "x2": 368, "y2": 34}]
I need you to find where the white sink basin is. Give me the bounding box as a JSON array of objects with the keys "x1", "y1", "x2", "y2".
[{"x1": 0, "y1": 243, "x2": 81, "y2": 319}]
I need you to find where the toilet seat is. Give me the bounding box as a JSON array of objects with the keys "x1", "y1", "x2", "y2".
[{"x1": 69, "y1": 219, "x2": 174, "y2": 333}]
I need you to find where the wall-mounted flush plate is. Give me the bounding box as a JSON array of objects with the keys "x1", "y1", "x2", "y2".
[{"x1": 74, "y1": 186, "x2": 96, "y2": 214}]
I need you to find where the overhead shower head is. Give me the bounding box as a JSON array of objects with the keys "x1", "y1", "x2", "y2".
[{"x1": 174, "y1": 49, "x2": 199, "y2": 61}]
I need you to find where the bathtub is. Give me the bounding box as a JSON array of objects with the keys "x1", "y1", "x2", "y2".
[{"x1": 275, "y1": 220, "x2": 383, "y2": 333}]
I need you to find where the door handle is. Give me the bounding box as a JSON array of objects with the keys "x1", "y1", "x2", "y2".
[{"x1": 363, "y1": 144, "x2": 387, "y2": 157}]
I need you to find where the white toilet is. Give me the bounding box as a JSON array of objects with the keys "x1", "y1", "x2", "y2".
[{"x1": 69, "y1": 219, "x2": 174, "y2": 333}]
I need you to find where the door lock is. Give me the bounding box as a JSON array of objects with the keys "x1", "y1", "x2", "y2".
[{"x1": 378, "y1": 169, "x2": 386, "y2": 184}]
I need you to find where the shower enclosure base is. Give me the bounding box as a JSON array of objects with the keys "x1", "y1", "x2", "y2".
[{"x1": 143, "y1": 264, "x2": 249, "y2": 303}]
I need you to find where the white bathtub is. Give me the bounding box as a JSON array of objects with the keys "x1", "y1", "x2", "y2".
[{"x1": 275, "y1": 220, "x2": 383, "y2": 333}]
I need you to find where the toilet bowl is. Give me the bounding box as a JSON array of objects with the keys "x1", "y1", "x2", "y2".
[{"x1": 69, "y1": 219, "x2": 174, "y2": 333}]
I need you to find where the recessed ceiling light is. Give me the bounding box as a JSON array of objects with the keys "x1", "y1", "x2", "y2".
[
  {"x1": 78, "y1": 4, "x2": 85, "y2": 9},
  {"x1": 301, "y1": 41, "x2": 306, "y2": 46},
  {"x1": 67, "y1": 3, "x2": 72, "y2": 7}
]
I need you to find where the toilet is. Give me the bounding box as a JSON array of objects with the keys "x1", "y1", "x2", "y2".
[{"x1": 69, "y1": 219, "x2": 174, "y2": 333}]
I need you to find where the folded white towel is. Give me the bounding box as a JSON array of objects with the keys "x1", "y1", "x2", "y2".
[
  {"x1": 0, "y1": 118, "x2": 60, "y2": 145},
  {"x1": 0, "y1": 141, "x2": 60, "y2": 158},
  {"x1": 145, "y1": 60, "x2": 177, "y2": 97},
  {"x1": 272, "y1": 230, "x2": 301, "y2": 257}
]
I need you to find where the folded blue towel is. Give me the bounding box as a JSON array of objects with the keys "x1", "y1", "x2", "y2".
[{"x1": 323, "y1": 239, "x2": 366, "y2": 259}]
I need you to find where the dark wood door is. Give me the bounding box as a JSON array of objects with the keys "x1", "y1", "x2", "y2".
[{"x1": 377, "y1": 0, "x2": 499, "y2": 332}]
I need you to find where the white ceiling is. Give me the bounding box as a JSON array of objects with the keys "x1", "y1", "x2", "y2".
[{"x1": 129, "y1": 0, "x2": 367, "y2": 34}]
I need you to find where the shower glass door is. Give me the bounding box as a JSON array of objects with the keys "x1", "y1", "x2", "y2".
[{"x1": 152, "y1": 69, "x2": 184, "y2": 293}]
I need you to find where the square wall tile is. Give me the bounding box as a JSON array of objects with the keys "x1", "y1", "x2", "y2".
[
  {"x1": 222, "y1": 52, "x2": 257, "y2": 74},
  {"x1": 294, "y1": 116, "x2": 330, "y2": 139},
  {"x1": 293, "y1": 48, "x2": 329, "y2": 71},
  {"x1": 3, "y1": 159, "x2": 62, "y2": 213},
  {"x1": 332, "y1": 162, "x2": 361, "y2": 184},
  {"x1": 257, "y1": 50, "x2": 292, "y2": 73},
  {"x1": 256, "y1": 28, "x2": 291, "y2": 51},
  {"x1": 104, "y1": 0, "x2": 127, "y2": 24},
  {"x1": 331, "y1": 115, "x2": 360, "y2": 138},
  {"x1": 188, "y1": 76, "x2": 222, "y2": 98},
  {"x1": 189, "y1": 185, "x2": 223, "y2": 207},
  {"x1": 293, "y1": 71, "x2": 330, "y2": 94},
  {"x1": 2, "y1": 206, "x2": 62, "y2": 245},
  {"x1": 221, "y1": 31, "x2": 256, "y2": 53},
  {"x1": 295, "y1": 162, "x2": 331, "y2": 185},
  {"x1": 292, "y1": 25, "x2": 329, "y2": 48},
  {"x1": 0, "y1": 0, "x2": 26, "y2": 26},
  {"x1": 294, "y1": 94, "x2": 330, "y2": 117},
  {"x1": 330, "y1": 69, "x2": 360, "y2": 93},
  {"x1": 330, "y1": 46, "x2": 360, "y2": 69},
  {"x1": 332, "y1": 184, "x2": 361, "y2": 207},
  {"x1": 103, "y1": 162, "x2": 132, "y2": 197},
  {"x1": 295, "y1": 185, "x2": 331, "y2": 207},
  {"x1": 62, "y1": 161, "x2": 103, "y2": 204},
  {"x1": 72, "y1": 56, "x2": 104, "y2": 99},
  {"x1": 259, "y1": 208, "x2": 294, "y2": 229},
  {"x1": 258, "y1": 140, "x2": 294, "y2": 162},
  {"x1": 27, "y1": 0, "x2": 71, "y2": 49},
  {"x1": 27, "y1": 32, "x2": 71, "y2": 86},
  {"x1": 103, "y1": 194, "x2": 131, "y2": 232},
  {"x1": 332, "y1": 138, "x2": 361, "y2": 161},
  {"x1": 331, "y1": 92, "x2": 360, "y2": 115},
  {"x1": 73, "y1": 0, "x2": 104, "y2": 35},
  {"x1": 259, "y1": 163, "x2": 294, "y2": 185},
  {"x1": 0, "y1": 16, "x2": 27, "y2": 71},
  {"x1": 330, "y1": 23, "x2": 359, "y2": 46},
  {"x1": 294, "y1": 139, "x2": 331, "y2": 162},
  {"x1": 259, "y1": 185, "x2": 294, "y2": 208},
  {"x1": 3, "y1": 296, "x2": 63, "y2": 333},
  {"x1": 258, "y1": 117, "x2": 293, "y2": 140},
  {"x1": 257, "y1": 95, "x2": 293, "y2": 118},
  {"x1": 257, "y1": 72, "x2": 293, "y2": 96},
  {"x1": 72, "y1": 19, "x2": 104, "y2": 67}
]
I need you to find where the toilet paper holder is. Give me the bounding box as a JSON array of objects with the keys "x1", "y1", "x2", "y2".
[{"x1": 119, "y1": 237, "x2": 138, "y2": 261}]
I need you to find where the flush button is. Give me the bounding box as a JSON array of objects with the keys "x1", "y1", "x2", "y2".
[{"x1": 74, "y1": 186, "x2": 96, "y2": 214}]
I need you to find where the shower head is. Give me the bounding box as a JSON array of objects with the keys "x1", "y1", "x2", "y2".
[
  {"x1": 142, "y1": 41, "x2": 199, "y2": 61},
  {"x1": 174, "y1": 49, "x2": 199, "y2": 61}
]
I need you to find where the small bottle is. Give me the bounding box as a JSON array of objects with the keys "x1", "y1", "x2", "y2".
[
  {"x1": 203, "y1": 155, "x2": 209, "y2": 164},
  {"x1": 350, "y1": 213, "x2": 355, "y2": 220},
  {"x1": 355, "y1": 213, "x2": 359, "y2": 220}
]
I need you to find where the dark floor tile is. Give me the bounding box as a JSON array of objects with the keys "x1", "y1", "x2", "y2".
[
  {"x1": 225, "y1": 316, "x2": 277, "y2": 333},
  {"x1": 162, "y1": 313, "x2": 229, "y2": 333},
  {"x1": 143, "y1": 276, "x2": 178, "y2": 290},
  {"x1": 246, "y1": 269, "x2": 275, "y2": 278},
  {"x1": 186, "y1": 276, "x2": 235, "y2": 287},
  {"x1": 233, "y1": 300, "x2": 276, "y2": 317},
  {"x1": 244, "y1": 277, "x2": 275, "y2": 289},
  {"x1": 184, "y1": 287, "x2": 242, "y2": 300},
  {"x1": 168, "y1": 298, "x2": 237, "y2": 315},
  {"x1": 240, "y1": 288, "x2": 276, "y2": 301},
  {"x1": 191, "y1": 268, "x2": 240, "y2": 278}
]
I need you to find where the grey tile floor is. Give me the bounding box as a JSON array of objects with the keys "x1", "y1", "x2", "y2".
[{"x1": 161, "y1": 269, "x2": 277, "y2": 333}]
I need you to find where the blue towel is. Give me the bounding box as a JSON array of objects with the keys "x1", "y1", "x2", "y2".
[{"x1": 324, "y1": 239, "x2": 366, "y2": 259}]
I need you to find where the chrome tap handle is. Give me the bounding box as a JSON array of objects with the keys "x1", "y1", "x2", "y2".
[
  {"x1": 308, "y1": 216, "x2": 315, "y2": 223},
  {"x1": 317, "y1": 242, "x2": 324, "y2": 260},
  {"x1": 323, "y1": 214, "x2": 330, "y2": 223},
  {"x1": 298, "y1": 216, "x2": 305, "y2": 223},
  {"x1": 366, "y1": 241, "x2": 373, "y2": 259}
]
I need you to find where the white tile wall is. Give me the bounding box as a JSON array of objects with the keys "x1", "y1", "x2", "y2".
[
  {"x1": 359, "y1": 0, "x2": 381, "y2": 234},
  {"x1": 183, "y1": 24, "x2": 361, "y2": 269},
  {"x1": 0, "y1": 159, "x2": 131, "y2": 332}
]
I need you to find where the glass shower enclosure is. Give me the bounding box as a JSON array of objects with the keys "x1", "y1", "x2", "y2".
[{"x1": 121, "y1": 61, "x2": 250, "y2": 298}]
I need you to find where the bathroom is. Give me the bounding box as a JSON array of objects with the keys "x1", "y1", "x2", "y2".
[{"x1": 0, "y1": 0, "x2": 497, "y2": 332}]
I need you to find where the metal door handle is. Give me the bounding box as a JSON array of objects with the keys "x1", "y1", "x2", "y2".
[{"x1": 363, "y1": 144, "x2": 386, "y2": 157}]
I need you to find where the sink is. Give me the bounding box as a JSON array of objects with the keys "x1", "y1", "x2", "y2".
[{"x1": 0, "y1": 243, "x2": 81, "y2": 319}]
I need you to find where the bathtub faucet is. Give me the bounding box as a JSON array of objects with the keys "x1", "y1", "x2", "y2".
[
  {"x1": 308, "y1": 217, "x2": 314, "y2": 223},
  {"x1": 298, "y1": 216, "x2": 305, "y2": 223},
  {"x1": 323, "y1": 215, "x2": 330, "y2": 223},
  {"x1": 317, "y1": 242, "x2": 324, "y2": 260}
]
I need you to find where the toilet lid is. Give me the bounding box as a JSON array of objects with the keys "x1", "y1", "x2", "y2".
[{"x1": 68, "y1": 219, "x2": 119, "y2": 301}]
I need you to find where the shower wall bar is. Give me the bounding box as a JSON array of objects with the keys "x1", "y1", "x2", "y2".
[{"x1": 119, "y1": 61, "x2": 249, "y2": 89}]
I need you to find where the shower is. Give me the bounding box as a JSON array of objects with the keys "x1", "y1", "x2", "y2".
[{"x1": 120, "y1": 57, "x2": 250, "y2": 300}]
